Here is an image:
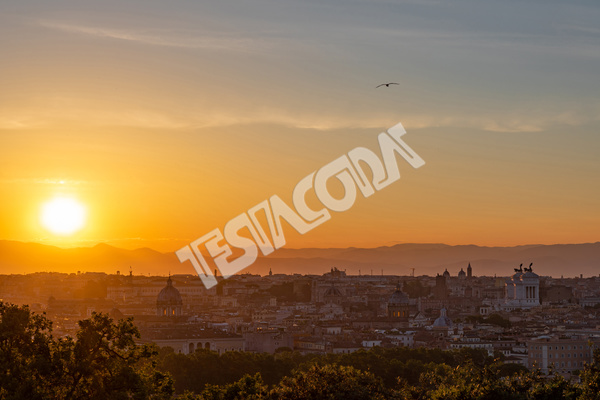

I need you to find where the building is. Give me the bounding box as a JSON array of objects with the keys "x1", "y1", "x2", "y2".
[
  {"x1": 139, "y1": 327, "x2": 244, "y2": 355},
  {"x1": 542, "y1": 285, "x2": 575, "y2": 305},
  {"x1": 504, "y1": 264, "x2": 540, "y2": 310},
  {"x1": 244, "y1": 330, "x2": 294, "y2": 353},
  {"x1": 449, "y1": 339, "x2": 494, "y2": 356},
  {"x1": 527, "y1": 336, "x2": 599, "y2": 374}
]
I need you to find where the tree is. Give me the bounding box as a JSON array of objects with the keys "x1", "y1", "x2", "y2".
[
  {"x1": 198, "y1": 374, "x2": 269, "y2": 400},
  {"x1": 0, "y1": 302, "x2": 54, "y2": 399},
  {"x1": 486, "y1": 313, "x2": 511, "y2": 328},
  {"x1": 54, "y1": 312, "x2": 174, "y2": 399},
  {"x1": 272, "y1": 364, "x2": 389, "y2": 400},
  {"x1": 0, "y1": 302, "x2": 173, "y2": 400},
  {"x1": 579, "y1": 348, "x2": 600, "y2": 400}
]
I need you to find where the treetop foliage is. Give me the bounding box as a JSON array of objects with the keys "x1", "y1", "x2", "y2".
[{"x1": 0, "y1": 301, "x2": 173, "y2": 400}]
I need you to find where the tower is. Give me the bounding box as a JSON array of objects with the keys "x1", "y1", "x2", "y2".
[{"x1": 434, "y1": 274, "x2": 448, "y2": 300}]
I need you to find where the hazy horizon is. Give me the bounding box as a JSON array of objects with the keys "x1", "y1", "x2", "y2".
[{"x1": 4, "y1": 238, "x2": 600, "y2": 253}]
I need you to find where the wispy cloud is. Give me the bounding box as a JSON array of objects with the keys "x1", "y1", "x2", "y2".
[
  {"x1": 560, "y1": 24, "x2": 600, "y2": 37},
  {"x1": 3, "y1": 101, "x2": 598, "y2": 134},
  {"x1": 37, "y1": 20, "x2": 272, "y2": 53},
  {"x1": 403, "y1": 102, "x2": 600, "y2": 133}
]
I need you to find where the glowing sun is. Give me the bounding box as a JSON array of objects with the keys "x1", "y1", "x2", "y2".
[{"x1": 41, "y1": 197, "x2": 87, "y2": 235}]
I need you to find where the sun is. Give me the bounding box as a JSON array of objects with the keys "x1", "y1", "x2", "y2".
[{"x1": 41, "y1": 197, "x2": 87, "y2": 235}]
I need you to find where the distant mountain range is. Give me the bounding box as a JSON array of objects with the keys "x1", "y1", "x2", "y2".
[{"x1": 0, "y1": 240, "x2": 598, "y2": 278}]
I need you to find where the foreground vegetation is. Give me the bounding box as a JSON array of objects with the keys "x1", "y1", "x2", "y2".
[{"x1": 2, "y1": 302, "x2": 600, "y2": 399}]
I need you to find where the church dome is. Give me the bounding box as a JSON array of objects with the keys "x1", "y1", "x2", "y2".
[
  {"x1": 157, "y1": 276, "x2": 183, "y2": 307},
  {"x1": 443, "y1": 269, "x2": 450, "y2": 278},
  {"x1": 324, "y1": 285, "x2": 343, "y2": 297},
  {"x1": 458, "y1": 268, "x2": 466, "y2": 278},
  {"x1": 389, "y1": 285, "x2": 409, "y2": 305},
  {"x1": 432, "y1": 307, "x2": 453, "y2": 328}
]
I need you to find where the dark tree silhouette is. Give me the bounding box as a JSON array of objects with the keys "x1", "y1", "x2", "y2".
[{"x1": 0, "y1": 302, "x2": 173, "y2": 400}]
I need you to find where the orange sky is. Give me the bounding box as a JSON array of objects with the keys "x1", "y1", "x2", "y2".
[{"x1": 1, "y1": 1, "x2": 599, "y2": 253}]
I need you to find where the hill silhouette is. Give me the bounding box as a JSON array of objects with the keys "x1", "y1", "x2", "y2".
[{"x1": 0, "y1": 240, "x2": 598, "y2": 278}]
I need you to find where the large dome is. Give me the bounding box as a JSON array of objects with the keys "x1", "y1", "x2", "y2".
[
  {"x1": 324, "y1": 285, "x2": 343, "y2": 297},
  {"x1": 389, "y1": 286, "x2": 409, "y2": 305},
  {"x1": 157, "y1": 277, "x2": 183, "y2": 306}
]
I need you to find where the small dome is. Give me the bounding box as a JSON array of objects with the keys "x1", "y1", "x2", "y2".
[
  {"x1": 389, "y1": 285, "x2": 409, "y2": 305},
  {"x1": 433, "y1": 307, "x2": 453, "y2": 328},
  {"x1": 157, "y1": 276, "x2": 183, "y2": 306},
  {"x1": 443, "y1": 269, "x2": 450, "y2": 278},
  {"x1": 458, "y1": 268, "x2": 466, "y2": 277}
]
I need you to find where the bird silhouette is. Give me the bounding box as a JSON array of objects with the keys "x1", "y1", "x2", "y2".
[{"x1": 376, "y1": 82, "x2": 399, "y2": 88}]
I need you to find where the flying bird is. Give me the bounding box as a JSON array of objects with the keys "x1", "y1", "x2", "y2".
[{"x1": 376, "y1": 82, "x2": 399, "y2": 88}]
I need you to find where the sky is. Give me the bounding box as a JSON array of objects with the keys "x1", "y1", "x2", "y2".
[{"x1": 1, "y1": 0, "x2": 599, "y2": 253}]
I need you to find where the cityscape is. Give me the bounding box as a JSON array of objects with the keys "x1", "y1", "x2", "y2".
[
  {"x1": 3, "y1": 262, "x2": 600, "y2": 377},
  {"x1": 2, "y1": 0, "x2": 600, "y2": 398}
]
